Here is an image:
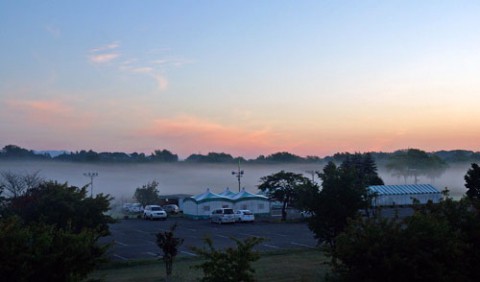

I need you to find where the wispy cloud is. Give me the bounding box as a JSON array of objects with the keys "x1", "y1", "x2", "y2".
[
  {"x1": 88, "y1": 42, "x2": 120, "y2": 64},
  {"x1": 90, "y1": 42, "x2": 120, "y2": 53},
  {"x1": 45, "y1": 24, "x2": 61, "y2": 38},
  {"x1": 87, "y1": 43, "x2": 191, "y2": 92},
  {"x1": 89, "y1": 53, "x2": 120, "y2": 64}
]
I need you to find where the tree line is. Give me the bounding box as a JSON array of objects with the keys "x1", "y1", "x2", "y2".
[{"x1": 2, "y1": 144, "x2": 480, "y2": 164}]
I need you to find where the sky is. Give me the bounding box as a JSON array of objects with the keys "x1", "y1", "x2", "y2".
[{"x1": 1, "y1": 1, "x2": 480, "y2": 159}]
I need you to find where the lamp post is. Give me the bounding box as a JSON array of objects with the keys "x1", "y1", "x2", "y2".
[
  {"x1": 83, "y1": 172, "x2": 98, "y2": 197},
  {"x1": 232, "y1": 160, "x2": 244, "y2": 192}
]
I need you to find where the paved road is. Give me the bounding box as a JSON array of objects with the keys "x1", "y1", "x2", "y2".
[{"x1": 102, "y1": 217, "x2": 317, "y2": 261}]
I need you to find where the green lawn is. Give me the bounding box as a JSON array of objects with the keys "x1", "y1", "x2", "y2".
[{"x1": 91, "y1": 249, "x2": 329, "y2": 282}]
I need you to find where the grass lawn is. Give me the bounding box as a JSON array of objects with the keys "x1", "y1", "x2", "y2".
[{"x1": 91, "y1": 249, "x2": 329, "y2": 282}]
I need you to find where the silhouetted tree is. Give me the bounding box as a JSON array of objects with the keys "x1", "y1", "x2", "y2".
[
  {"x1": 465, "y1": 163, "x2": 480, "y2": 201},
  {"x1": 9, "y1": 181, "x2": 114, "y2": 236},
  {"x1": 134, "y1": 181, "x2": 161, "y2": 207},
  {"x1": 0, "y1": 170, "x2": 44, "y2": 198},
  {"x1": 330, "y1": 196, "x2": 480, "y2": 281},
  {"x1": 307, "y1": 162, "x2": 369, "y2": 248},
  {"x1": 386, "y1": 149, "x2": 447, "y2": 184},
  {"x1": 156, "y1": 223, "x2": 184, "y2": 279},
  {"x1": 258, "y1": 171, "x2": 311, "y2": 221},
  {"x1": 151, "y1": 149, "x2": 179, "y2": 162}
]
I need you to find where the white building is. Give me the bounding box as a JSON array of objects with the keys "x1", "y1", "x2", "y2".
[
  {"x1": 368, "y1": 184, "x2": 442, "y2": 207},
  {"x1": 183, "y1": 188, "x2": 270, "y2": 219}
]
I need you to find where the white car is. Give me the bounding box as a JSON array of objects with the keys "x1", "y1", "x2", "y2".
[
  {"x1": 210, "y1": 208, "x2": 236, "y2": 224},
  {"x1": 143, "y1": 205, "x2": 167, "y2": 220},
  {"x1": 234, "y1": 210, "x2": 255, "y2": 223}
]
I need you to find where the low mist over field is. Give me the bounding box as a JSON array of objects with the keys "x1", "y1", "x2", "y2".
[{"x1": 0, "y1": 160, "x2": 470, "y2": 202}]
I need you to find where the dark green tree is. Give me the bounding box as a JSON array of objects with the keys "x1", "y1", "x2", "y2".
[
  {"x1": 0, "y1": 216, "x2": 108, "y2": 282},
  {"x1": 340, "y1": 153, "x2": 384, "y2": 186},
  {"x1": 330, "y1": 196, "x2": 480, "y2": 281},
  {"x1": 1, "y1": 181, "x2": 113, "y2": 281},
  {"x1": 9, "y1": 181, "x2": 114, "y2": 237},
  {"x1": 156, "y1": 223, "x2": 184, "y2": 279},
  {"x1": 134, "y1": 180, "x2": 161, "y2": 207},
  {"x1": 307, "y1": 162, "x2": 369, "y2": 248},
  {"x1": 258, "y1": 171, "x2": 311, "y2": 221},
  {"x1": 191, "y1": 236, "x2": 264, "y2": 282},
  {"x1": 465, "y1": 163, "x2": 480, "y2": 201}
]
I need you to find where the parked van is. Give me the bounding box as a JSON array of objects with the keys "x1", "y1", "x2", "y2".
[{"x1": 210, "y1": 208, "x2": 236, "y2": 224}]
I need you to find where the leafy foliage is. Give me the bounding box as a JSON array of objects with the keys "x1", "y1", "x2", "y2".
[
  {"x1": 8, "y1": 181, "x2": 114, "y2": 236},
  {"x1": 134, "y1": 180, "x2": 161, "y2": 207},
  {"x1": 258, "y1": 171, "x2": 312, "y2": 221},
  {"x1": 340, "y1": 153, "x2": 384, "y2": 186},
  {"x1": 330, "y1": 197, "x2": 480, "y2": 281},
  {"x1": 465, "y1": 163, "x2": 480, "y2": 201},
  {"x1": 306, "y1": 162, "x2": 370, "y2": 248},
  {"x1": 191, "y1": 236, "x2": 264, "y2": 282},
  {"x1": 0, "y1": 180, "x2": 114, "y2": 281},
  {"x1": 0, "y1": 216, "x2": 108, "y2": 282},
  {"x1": 156, "y1": 223, "x2": 184, "y2": 277}
]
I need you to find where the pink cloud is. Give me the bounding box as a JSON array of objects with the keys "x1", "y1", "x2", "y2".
[
  {"x1": 5, "y1": 99, "x2": 92, "y2": 129},
  {"x1": 135, "y1": 116, "x2": 284, "y2": 157},
  {"x1": 89, "y1": 53, "x2": 119, "y2": 64}
]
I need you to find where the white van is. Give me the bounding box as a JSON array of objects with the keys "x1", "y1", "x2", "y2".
[{"x1": 210, "y1": 208, "x2": 236, "y2": 224}]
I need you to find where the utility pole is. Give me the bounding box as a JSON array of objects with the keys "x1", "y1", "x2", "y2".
[
  {"x1": 232, "y1": 160, "x2": 244, "y2": 192},
  {"x1": 83, "y1": 172, "x2": 98, "y2": 197},
  {"x1": 305, "y1": 170, "x2": 317, "y2": 182}
]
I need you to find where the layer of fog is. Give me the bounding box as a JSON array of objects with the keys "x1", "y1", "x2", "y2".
[{"x1": 0, "y1": 161, "x2": 471, "y2": 203}]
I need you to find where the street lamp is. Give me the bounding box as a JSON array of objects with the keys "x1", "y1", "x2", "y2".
[
  {"x1": 232, "y1": 160, "x2": 244, "y2": 192},
  {"x1": 83, "y1": 172, "x2": 98, "y2": 197}
]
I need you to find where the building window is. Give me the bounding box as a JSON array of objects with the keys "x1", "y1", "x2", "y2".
[
  {"x1": 203, "y1": 206, "x2": 210, "y2": 212},
  {"x1": 242, "y1": 204, "x2": 248, "y2": 210},
  {"x1": 222, "y1": 204, "x2": 229, "y2": 208},
  {"x1": 258, "y1": 203, "x2": 264, "y2": 210}
]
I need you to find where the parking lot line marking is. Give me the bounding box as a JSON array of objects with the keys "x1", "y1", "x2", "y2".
[
  {"x1": 263, "y1": 244, "x2": 280, "y2": 249},
  {"x1": 115, "y1": 241, "x2": 128, "y2": 246},
  {"x1": 187, "y1": 228, "x2": 197, "y2": 232},
  {"x1": 181, "y1": 251, "x2": 198, "y2": 257},
  {"x1": 135, "y1": 229, "x2": 150, "y2": 234},
  {"x1": 290, "y1": 242, "x2": 316, "y2": 249},
  {"x1": 215, "y1": 234, "x2": 229, "y2": 239},
  {"x1": 113, "y1": 254, "x2": 129, "y2": 261},
  {"x1": 146, "y1": 252, "x2": 158, "y2": 257},
  {"x1": 271, "y1": 233, "x2": 288, "y2": 237},
  {"x1": 239, "y1": 232, "x2": 258, "y2": 237}
]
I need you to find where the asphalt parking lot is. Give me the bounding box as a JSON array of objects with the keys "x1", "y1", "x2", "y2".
[{"x1": 102, "y1": 216, "x2": 318, "y2": 261}]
